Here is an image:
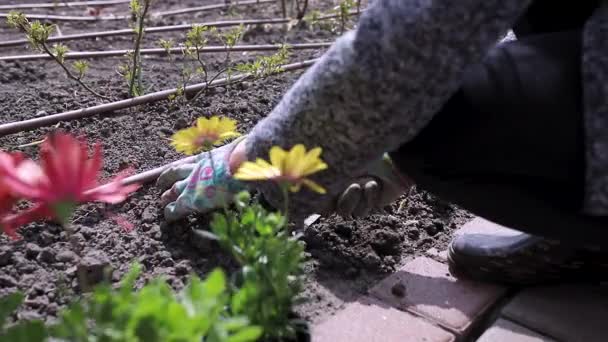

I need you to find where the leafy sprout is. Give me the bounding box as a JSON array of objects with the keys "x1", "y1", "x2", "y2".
[{"x1": 5, "y1": 11, "x2": 109, "y2": 100}]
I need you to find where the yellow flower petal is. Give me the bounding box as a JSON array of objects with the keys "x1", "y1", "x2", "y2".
[
  {"x1": 300, "y1": 147, "x2": 328, "y2": 176},
  {"x1": 285, "y1": 144, "x2": 306, "y2": 177},
  {"x1": 301, "y1": 178, "x2": 326, "y2": 194},
  {"x1": 269, "y1": 146, "x2": 287, "y2": 170},
  {"x1": 172, "y1": 116, "x2": 241, "y2": 155},
  {"x1": 233, "y1": 159, "x2": 280, "y2": 181}
]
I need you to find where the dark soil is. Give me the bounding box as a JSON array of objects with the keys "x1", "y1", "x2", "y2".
[{"x1": 0, "y1": 0, "x2": 473, "y2": 328}]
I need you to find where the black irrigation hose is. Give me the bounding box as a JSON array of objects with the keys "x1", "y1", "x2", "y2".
[
  {"x1": 0, "y1": 42, "x2": 332, "y2": 62},
  {"x1": 0, "y1": 0, "x2": 275, "y2": 22},
  {"x1": 0, "y1": 59, "x2": 318, "y2": 137},
  {"x1": 0, "y1": 0, "x2": 131, "y2": 10},
  {"x1": 0, "y1": 18, "x2": 291, "y2": 48}
]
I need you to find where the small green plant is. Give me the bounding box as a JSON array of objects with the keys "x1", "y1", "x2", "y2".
[
  {"x1": 50, "y1": 264, "x2": 262, "y2": 342},
  {"x1": 0, "y1": 293, "x2": 47, "y2": 342},
  {"x1": 161, "y1": 24, "x2": 247, "y2": 103},
  {"x1": 209, "y1": 191, "x2": 307, "y2": 340},
  {"x1": 234, "y1": 45, "x2": 291, "y2": 79},
  {"x1": 336, "y1": 0, "x2": 355, "y2": 34},
  {"x1": 6, "y1": 11, "x2": 110, "y2": 100},
  {"x1": 123, "y1": 0, "x2": 153, "y2": 97}
]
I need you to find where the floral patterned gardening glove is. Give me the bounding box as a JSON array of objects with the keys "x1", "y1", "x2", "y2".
[{"x1": 156, "y1": 137, "x2": 247, "y2": 222}]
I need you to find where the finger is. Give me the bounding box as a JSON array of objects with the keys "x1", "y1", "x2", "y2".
[
  {"x1": 164, "y1": 186, "x2": 209, "y2": 222},
  {"x1": 164, "y1": 201, "x2": 190, "y2": 222},
  {"x1": 364, "y1": 180, "x2": 381, "y2": 210},
  {"x1": 358, "y1": 180, "x2": 380, "y2": 217},
  {"x1": 160, "y1": 178, "x2": 189, "y2": 206},
  {"x1": 336, "y1": 183, "x2": 362, "y2": 218},
  {"x1": 156, "y1": 163, "x2": 196, "y2": 191},
  {"x1": 352, "y1": 180, "x2": 379, "y2": 218}
]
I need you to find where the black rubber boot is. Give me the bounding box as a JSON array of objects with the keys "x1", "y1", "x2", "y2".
[{"x1": 447, "y1": 231, "x2": 608, "y2": 286}]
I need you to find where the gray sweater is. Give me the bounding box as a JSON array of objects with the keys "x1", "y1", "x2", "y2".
[{"x1": 245, "y1": 0, "x2": 608, "y2": 219}]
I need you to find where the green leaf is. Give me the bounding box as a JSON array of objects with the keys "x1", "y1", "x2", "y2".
[
  {"x1": 203, "y1": 269, "x2": 226, "y2": 297},
  {"x1": 2, "y1": 320, "x2": 47, "y2": 342},
  {"x1": 226, "y1": 326, "x2": 263, "y2": 342},
  {"x1": 0, "y1": 292, "x2": 24, "y2": 327},
  {"x1": 210, "y1": 213, "x2": 229, "y2": 236}
]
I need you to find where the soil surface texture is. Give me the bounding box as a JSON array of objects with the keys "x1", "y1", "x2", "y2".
[{"x1": 0, "y1": 0, "x2": 473, "y2": 327}]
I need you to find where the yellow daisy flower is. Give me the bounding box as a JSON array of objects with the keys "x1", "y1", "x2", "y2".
[
  {"x1": 171, "y1": 116, "x2": 241, "y2": 155},
  {"x1": 234, "y1": 144, "x2": 328, "y2": 194}
]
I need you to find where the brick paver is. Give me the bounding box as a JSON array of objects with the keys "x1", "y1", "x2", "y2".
[
  {"x1": 476, "y1": 318, "x2": 556, "y2": 342},
  {"x1": 368, "y1": 257, "x2": 507, "y2": 336},
  {"x1": 455, "y1": 217, "x2": 522, "y2": 237},
  {"x1": 312, "y1": 296, "x2": 455, "y2": 342},
  {"x1": 502, "y1": 285, "x2": 608, "y2": 342}
]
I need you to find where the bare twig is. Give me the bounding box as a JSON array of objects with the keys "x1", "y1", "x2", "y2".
[
  {"x1": 6, "y1": 12, "x2": 110, "y2": 100},
  {"x1": 157, "y1": 0, "x2": 274, "y2": 17},
  {"x1": 280, "y1": 0, "x2": 287, "y2": 18},
  {"x1": 0, "y1": 59, "x2": 318, "y2": 137},
  {"x1": 0, "y1": 0, "x2": 130, "y2": 10},
  {"x1": 295, "y1": 0, "x2": 309, "y2": 20},
  {"x1": 0, "y1": 0, "x2": 274, "y2": 21},
  {"x1": 128, "y1": 0, "x2": 152, "y2": 97},
  {"x1": 40, "y1": 43, "x2": 111, "y2": 100},
  {"x1": 0, "y1": 16, "x2": 366, "y2": 49}
]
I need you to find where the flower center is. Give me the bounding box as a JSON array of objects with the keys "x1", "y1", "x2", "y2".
[{"x1": 194, "y1": 133, "x2": 219, "y2": 148}]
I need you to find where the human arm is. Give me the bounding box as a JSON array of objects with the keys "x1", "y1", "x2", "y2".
[{"x1": 243, "y1": 0, "x2": 532, "y2": 220}]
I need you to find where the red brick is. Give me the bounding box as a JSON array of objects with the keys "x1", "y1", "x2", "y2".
[
  {"x1": 502, "y1": 285, "x2": 608, "y2": 342},
  {"x1": 368, "y1": 257, "x2": 506, "y2": 335},
  {"x1": 455, "y1": 218, "x2": 521, "y2": 237},
  {"x1": 476, "y1": 318, "x2": 556, "y2": 342},
  {"x1": 426, "y1": 247, "x2": 448, "y2": 262},
  {"x1": 313, "y1": 296, "x2": 455, "y2": 342}
]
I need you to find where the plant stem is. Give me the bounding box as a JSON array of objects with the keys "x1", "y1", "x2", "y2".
[
  {"x1": 128, "y1": 0, "x2": 150, "y2": 97},
  {"x1": 195, "y1": 47, "x2": 209, "y2": 84},
  {"x1": 280, "y1": 0, "x2": 287, "y2": 18},
  {"x1": 39, "y1": 43, "x2": 111, "y2": 100},
  {"x1": 189, "y1": 66, "x2": 241, "y2": 102},
  {"x1": 295, "y1": 0, "x2": 308, "y2": 20},
  {"x1": 281, "y1": 185, "x2": 289, "y2": 223}
]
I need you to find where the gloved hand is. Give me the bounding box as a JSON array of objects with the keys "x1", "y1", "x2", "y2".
[
  {"x1": 156, "y1": 137, "x2": 247, "y2": 222},
  {"x1": 334, "y1": 154, "x2": 414, "y2": 218}
]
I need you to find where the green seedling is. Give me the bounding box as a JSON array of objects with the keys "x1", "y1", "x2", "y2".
[
  {"x1": 50, "y1": 264, "x2": 262, "y2": 342},
  {"x1": 234, "y1": 44, "x2": 291, "y2": 79},
  {"x1": 0, "y1": 293, "x2": 47, "y2": 342},
  {"x1": 123, "y1": 0, "x2": 153, "y2": 97},
  {"x1": 6, "y1": 11, "x2": 110, "y2": 100},
  {"x1": 208, "y1": 191, "x2": 307, "y2": 340}
]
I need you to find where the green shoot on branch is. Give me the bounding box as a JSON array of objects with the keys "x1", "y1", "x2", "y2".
[
  {"x1": 235, "y1": 44, "x2": 291, "y2": 79},
  {"x1": 6, "y1": 11, "x2": 110, "y2": 100},
  {"x1": 126, "y1": 0, "x2": 152, "y2": 97},
  {"x1": 337, "y1": 0, "x2": 355, "y2": 34}
]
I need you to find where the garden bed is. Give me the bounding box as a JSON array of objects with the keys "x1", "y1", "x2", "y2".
[{"x1": 0, "y1": 0, "x2": 472, "y2": 334}]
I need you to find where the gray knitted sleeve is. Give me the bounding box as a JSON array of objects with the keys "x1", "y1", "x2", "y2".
[{"x1": 245, "y1": 0, "x2": 532, "y2": 219}]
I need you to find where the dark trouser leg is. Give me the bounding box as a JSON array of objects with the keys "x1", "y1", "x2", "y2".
[
  {"x1": 389, "y1": 30, "x2": 608, "y2": 284},
  {"x1": 390, "y1": 30, "x2": 608, "y2": 248}
]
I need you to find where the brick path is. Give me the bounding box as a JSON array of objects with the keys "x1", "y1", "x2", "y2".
[{"x1": 311, "y1": 218, "x2": 608, "y2": 342}]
